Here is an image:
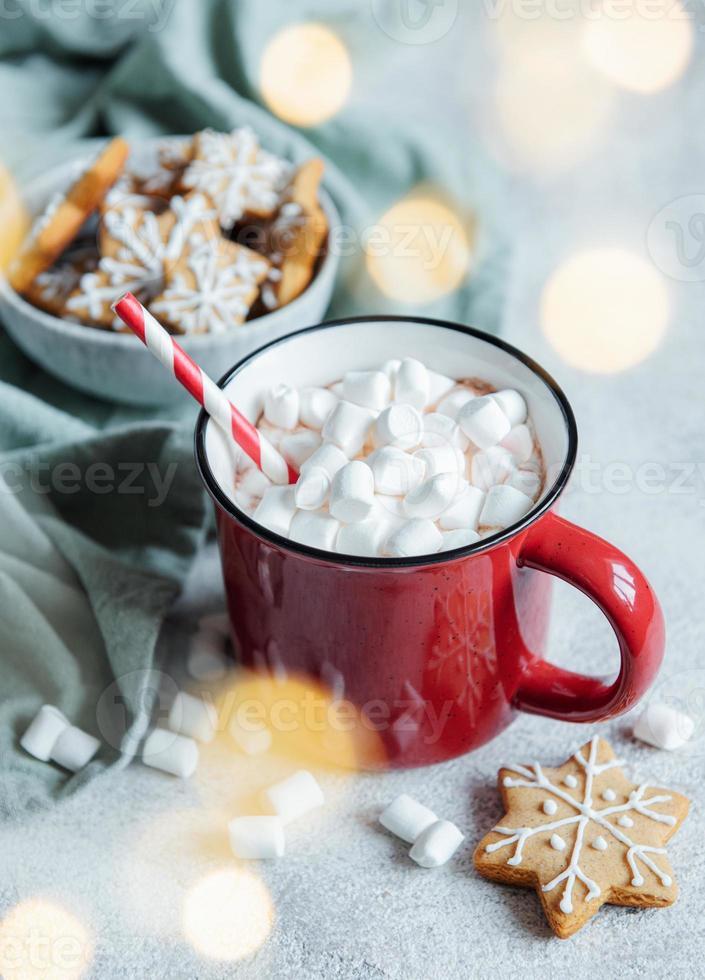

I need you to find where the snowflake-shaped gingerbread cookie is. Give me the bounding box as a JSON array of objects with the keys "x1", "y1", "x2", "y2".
[{"x1": 474, "y1": 736, "x2": 689, "y2": 938}]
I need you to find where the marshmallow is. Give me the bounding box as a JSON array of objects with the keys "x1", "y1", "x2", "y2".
[
  {"x1": 421, "y1": 413, "x2": 469, "y2": 451},
  {"x1": 264, "y1": 383, "x2": 300, "y2": 430},
  {"x1": 633, "y1": 703, "x2": 695, "y2": 751},
  {"x1": 404, "y1": 473, "x2": 459, "y2": 520},
  {"x1": 228, "y1": 816, "x2": 285, "y2": 859},
  {"x1": 300, "y1": 442, "x2": 348, "y2": 479},
  {"x1": 330, "y1": 380, "x2": 344, "y2": 397},
  {"x1": 385, "y1": 519, "x2": 443, "y2": 557},
  {"x1": 375, "y1": 493, "x2": 406, "y2": 520},
  {"x1": 374, "y1": 403, "x2": 423, "y2": 451},
  {"x1": 253, "y1": 486, "x2": 297, "y2": 537},
  {"x1": 440, "y1": 528, "x2": 481, "y2": 551},
  {"x1": 168, "y1": 691, "x2": 217, "y2": 744},
  {"x1": 322, "y1": 401, "x2": 374, "y2": 458},
  {"x1": 501, "y1": 424, "x2": 534, "y2": 464},
  {"x1": 280, "y1": 430, "x2": 322, "y2": 470},
  {"x1": 199, "y1": 612, "x2": 230, "y2": 636},
  {"x1": 50, "y1": 726, "x2": 100, "y2": 772},
  {"x1": 492, "y1": 388, "x2": 527, "y2": 427},
  {"x1": 289, "y1": 509, "x2": 340, "y2": 550},
  {"x1": 470, "y1": 446, "x2": 516, "y2": 491},
  {"x1": 329, "y1": 461, "x2": 375, "y2": 523},
  {"x1": 142, "y1": 728, "x2": 199, "y2": 779},
  {"x1": 436, "y1": 387, "x2": 474, "y2": 421},
  {"x1": 381, "y1": 358, "x2": 401, "y2": 380},
  {"x1": 507, "y1": 467, "x2": 542, "y2": 500},
  {"x1": 336, "y1": 517, "x2": 391, "y2": 557},
  {"x1": 479, "y1": 484, "x2": 534, "y2": 530},
  {"x1": 294, "y1": 466, "x2": 331, "y2": 510},
  {"x1": 438, "y1": 484, "x2": 485, "y2": 531},
  {"x1": 427, "y1": 370, "x2": 455, "y2": 407},
  {"x1": 20, "y1": 705, "x2": 69, "y2": 762},
  {"x1": 458, "y1": 395, "x2": 512, "y2": 449},
  {"x1": 230, "y1": 720, "x2": 272, "y2": 756},
  {"x1": 239, "y1": 466, "x2": 272, "y2": 499},
  {"x1": 187, "y1": 628, "x2": 228, "y2": 682},
  {"x1": 409, "y1": 819, "x2": 464, "y2": 868},
  {"x1": 414, "y1": 445, "x2": 465, "y2": 478},
  {"x1": 379, "y1": 794, "x2": 437, "y2": 844},
  {"x1": 368, "y1": 447, "x2": 425, "y2": 496},
  {"x1": 262, "y1": 769, "x2": 325, "y2": 824},
  {"x1": 394, "y1": 358, "x2": 429, "y2": 409},
  {"x1": 343, "y1": 370, "x2": 391, "y2": 411},
  {"x1": 256, "y1": 421, "x2": 285, "y2": 451},
  {"x1": 299, "y1": 386, "x2": 338, "y2": 429}
]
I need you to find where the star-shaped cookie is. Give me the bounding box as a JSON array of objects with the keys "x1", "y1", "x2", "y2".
[{"x1": 474, "y1": 735, "x2": 689, "y2": 938}]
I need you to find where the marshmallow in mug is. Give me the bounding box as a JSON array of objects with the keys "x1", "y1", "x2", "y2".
[{"x1": 244, "y1": 357, "x2": 545, "y2": 558}]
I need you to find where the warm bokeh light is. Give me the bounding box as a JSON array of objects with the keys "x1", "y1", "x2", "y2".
[
  {"x1": 0, "y1": 899, "x2": 92, "y2": 980},
  {"x1": 260, "y1": 23, "x2": 352, "y2": 127},
  {"x1": 493, "y1": 33, "x2": 614, "y2": 173},
  {"x1": 0, "y1": 162, "x2": 29, "y2": 272},
  {"x1": 182, "y1": 868, "x2": 273, "y2": 961},
  {"x1": 541, "y1": 248, "x2": 670, "y2": 373},
  {"x1": 365, "y1": 192, "x2": 472, "y2": 304},
  {"x1": 583, "y1": 1, "x2": 693, "y2": 94}
]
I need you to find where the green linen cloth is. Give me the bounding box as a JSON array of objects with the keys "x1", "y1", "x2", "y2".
[{"x1": 0, "y1": 0, "x2": 508, "y2": 816}]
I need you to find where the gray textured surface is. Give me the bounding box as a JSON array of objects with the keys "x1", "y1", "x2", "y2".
[{"x1": 2, "y1": 8, "x2": 705, "y2": 979}]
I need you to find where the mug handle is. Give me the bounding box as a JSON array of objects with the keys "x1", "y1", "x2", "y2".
[{"x1": 514, "y1": 511, "x2": 665, "y2": 722}]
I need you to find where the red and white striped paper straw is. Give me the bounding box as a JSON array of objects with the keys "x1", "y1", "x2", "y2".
[{"x1": 113, "y1": 292, "x2": 297, "y2": 486}]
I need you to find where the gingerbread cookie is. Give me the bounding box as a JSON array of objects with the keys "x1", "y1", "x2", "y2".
[
  {"x1": 259, "y1": 158, "x2": 328, "y2": 312},
  {"x1": 23, "y1": 246, "x2": 98, "y2": 317},
  {"x1": 181, "y1": 126, "x2": 291, "y2": 229},
  {"x1": 151, "y1": 237, "x2": 270, "y2": 334},
  {"x1": 66, "y1": 192, "x2": 218, "y2": 328},
  {"x1": 9, "y1": 136, "x2": 129, "y2": 294},
  {"x1": 474, "y1": 735, "x2": 689, "y2": 938}
]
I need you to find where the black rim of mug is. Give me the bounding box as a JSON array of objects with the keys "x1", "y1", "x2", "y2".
[{"x1": 194, "y1": 315, "x2": 578, "y2": 569}]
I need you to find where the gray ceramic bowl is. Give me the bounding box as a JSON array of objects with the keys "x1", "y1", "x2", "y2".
[{"x1": 0, "y1": 139, "x2": 341, "y2": 406}]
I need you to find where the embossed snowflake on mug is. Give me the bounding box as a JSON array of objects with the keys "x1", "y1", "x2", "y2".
[{"x1": 474, "y1": 736, "x2": 689, "y2": 938}]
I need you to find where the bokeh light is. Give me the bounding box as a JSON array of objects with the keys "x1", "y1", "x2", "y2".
[
  {"x1": 0, "y1": 899, "x2": 92, "y2": 980},
  {"x1": 260, "y1": 23, "x2": 352, "y2": 127},
  {"x1": 541, "y1": 248, "x2": 670, "y2": 373},
  {"x1": 365, "y1": 191, "x2": 472, "y2": 304},
  {"x1": 182, "y1": 868, "x2": 273, "y2": 961},
  {"x1": 0, "y1": 162, "x2": 29, "y2": 272},
  {"x1": 583, "y1": 1, "x2": 693, "y2": 94},
  {"x1": 493, "y1": 30, "x2": 614, "y2": 174}
]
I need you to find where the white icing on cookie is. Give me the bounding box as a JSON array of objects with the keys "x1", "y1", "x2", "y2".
[
  {"x1": 550, "y1": 833, "x2": 566, "y2": 851},
  {"x1": 602, "y1": 788, "x2": 616, "y2": 802},
  {"x1": 543, "y1": 799, "x2": 558, "y2": 816},
  {"x1": 563, "y1": 774, "x2": 578, "y2": 789},
  {"x1": 618, "y1": 815, "x2": 634, "y2": 828},
  {"x1": 592, "y1": 836, "x2": 608, "y2": 851}
]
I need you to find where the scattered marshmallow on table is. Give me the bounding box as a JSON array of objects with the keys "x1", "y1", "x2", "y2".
[
  {"x1": 409, "y1": 819, "x2": 465, "y2": 868},
  {"x1": 289, "y1": 509, "x2": 340, "y2": 550},
  {"x1": 385, "y1": 518, "x2": 443, "y2": 557},
  {"x1": 479, "y1": 484, "x2": 534, "y2": 531},
  {"x1": 187, "y1": 628, "x2": 228, "y2": 682},
  {"x1": 264, "y1": 383, "x2": 300, "y2": 430},
  {"x1": 458, "y1": 395, "x2": 511, "y2": 450},
  {"x1": 262, "y1": 769, "x2": 325, "y2": 824},
  {"x1": 322, "y1": 401, "x2": 374, "y2": 458},
  {"x1": 229, "y1": 816, "x2": 285, "y2": 859},
  {"x1": 299, "y1": 386, "x2": 338, "y2": 429},
  {"x1": 230, "y1": 718, "x2": 273, "y2": 756},
  {"x1": 379, "y1": 794, "x2": 437, "y2": 844},
  {"x1": 168, "y1": 691, "x2": 217, "y2": 744},
  {"x1": 329, "y1": 461, "x2": 375, "y2": 523},
  {"x1": 343, "y1": 370, "x2": 391, "y2": 410},
  {"x1": 50, "y1": 725, "x2": 101, "y2": 772},
  {"x1": 20, "y1": 705, "x2": 70, "y2": 762},
  {"x1": 368, "y1": 446, "x2": 425, "y2": 496},
  {"x1": 374, "y1": 403, "x2": 423, "y2": 451},
  {"x1": 633, "y1": 703, "x2": 695, "y2": 750},
  {"x1": 253, "y1": 486, "x2": 297, "y2": 537},
  {"x1": 395, "y1": 358, "x2": 429, "y2": 409},
  {"x1": 142, "y1": 728, "x2": 199, "y2": 779}
]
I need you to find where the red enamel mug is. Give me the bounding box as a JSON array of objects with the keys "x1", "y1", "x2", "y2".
[{"x1": 195, "y1": 317, "x2": 665, "y2": 769}]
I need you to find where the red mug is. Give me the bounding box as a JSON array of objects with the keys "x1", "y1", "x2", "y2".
[{"x1": 195, "y1": 317, "x2": 664, "y2": 769}]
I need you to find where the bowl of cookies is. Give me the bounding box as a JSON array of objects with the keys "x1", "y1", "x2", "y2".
[{"x1": 0, "y1": 129, "x2": 341, "y2": 405}]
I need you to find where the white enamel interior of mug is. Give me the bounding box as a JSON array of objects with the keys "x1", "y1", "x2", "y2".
[{"x1": 204, "y1": 320, "x2": 570, "y2": 532}]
